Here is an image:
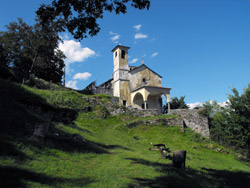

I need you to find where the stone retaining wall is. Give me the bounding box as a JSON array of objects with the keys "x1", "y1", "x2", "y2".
[{"x1": 170, "y1": 109, "x2": 210, "y2": 138}]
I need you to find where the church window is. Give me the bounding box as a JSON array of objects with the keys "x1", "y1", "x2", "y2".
[
  {"x1": 121, "y1": 50, "x2": 125, "y2": 59},
  {"x1": 115, "y1": 51, "x2": 117, "y2": 57},
  {"x1": 142, "y1": 78, "x2": 147, "y2": 85}
]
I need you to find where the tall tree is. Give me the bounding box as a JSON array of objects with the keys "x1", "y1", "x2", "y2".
[
  {"x1": 37, "y1": 0, "x2": 150, "y2": 40},
  {"x1": 0, "y1": 18, "x2": 65, "y2": 83}
]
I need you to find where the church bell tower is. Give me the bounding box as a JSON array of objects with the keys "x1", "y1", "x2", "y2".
[{"x1": 112, "y1": 45, "x2": 130, "y2": 106}]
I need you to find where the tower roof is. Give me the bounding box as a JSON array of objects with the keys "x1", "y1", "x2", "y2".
[{"x1": 111, "y1": 45, "x2": 130, "y2": 52}]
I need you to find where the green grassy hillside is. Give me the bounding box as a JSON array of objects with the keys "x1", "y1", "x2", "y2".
[{"x1": 0, "y1": 79, "x2": 250, "y2": 188}]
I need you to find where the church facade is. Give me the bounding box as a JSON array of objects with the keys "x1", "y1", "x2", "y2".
[
  {"x1": 112, "y1": 45, "x2": 171, "y2": 114},
  {"x1": 83, "y1": 45, "x2": 171, "y2": 114}
]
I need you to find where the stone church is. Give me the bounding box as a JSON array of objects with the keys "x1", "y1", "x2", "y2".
[{"x1": 84, "y1": 45, "x2": 171, "y2": 114}]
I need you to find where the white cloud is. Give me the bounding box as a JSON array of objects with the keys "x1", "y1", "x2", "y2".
[
  {"x1": 66, "y1": 80, "x2": 78, "y2": 90},
  {"x1": 109, "y1": 31, "x2": 117, "y2": 35},
  {"x1": 134, "y1": 33, "x2": 148, "y2": 39},
  {"x1": 73, "y1": 72, "x2": 92, "y2": 80},
  {"x1": 134, "y1": 24, "x2": 142, "y2": 31},
  {"x1": 187, "y1": 102, "x2": 203, "y2": 109},
  {"x1": 111, "y1": 34, "x2": 120, "y2": 42},
  {"x1": 129, "y1": 58, "x2": 138, "y2": 64},
  {"x1": 59, "y1": 40, "x2": 95, "y2": 74},
  {"x1": 187, "y1": 100, "x2": 229, "y2": 109},
  {"x1": 59, "y1": 40, "x2": 96, "y2": 63},
  {"x1": 151, "y1": 52, "x2": 158, "y2": 58},
  {"x1": 110, "y1": 31, "x2": 121, "y2": 43}
]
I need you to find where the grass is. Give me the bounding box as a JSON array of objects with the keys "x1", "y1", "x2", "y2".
[{"x1": 0, "y1": 79, "x2": 250, "y2": 188}]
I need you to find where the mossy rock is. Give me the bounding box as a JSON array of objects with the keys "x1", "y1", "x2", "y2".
[{"x1": 94, "y1": 106, "x2": 110, "y2": 119}]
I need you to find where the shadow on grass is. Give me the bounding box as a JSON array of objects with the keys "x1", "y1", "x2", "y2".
[
  {"x1": 95, "y1": 142, "x2": 132, "y2": 151},
  {"x1": 0, "y1": 79, "x2": 129, "y2": 159},
  {"x1": 0, "y1": 136, "x2": 30, "y2": 161},
  {"x1": 0, "y1": 79, "x2": 80, "y2": 137},
  {"x1": 0, "y1": 166, "x2": 94, "y2": 188},
  {"x1": 126, "y1": 158, "x2": 250, "y2": 188}
]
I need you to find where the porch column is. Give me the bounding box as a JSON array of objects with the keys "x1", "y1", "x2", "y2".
[
  {"x1": 168, "y1": 102, "x2": 170, "y2": 114},
  {"x1": 144, "y1": 101, "x2": 147, "y2": 109}
]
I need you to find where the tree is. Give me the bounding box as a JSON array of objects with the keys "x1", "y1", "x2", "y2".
[
  {"x1": 0, "y1": 43, "x2": 8, "y2": 67},
  {"x1": 170, "y1": 96, "x2": 189, "y2": 109},
  {"x1": 0, "y1": 18, "x2": 65, "y2": 83},
  {"x1": 162, "y1": 96, "x2": 188, "y2": 114},
  {"x1": 208, "y1": 85, "x2": 250, "y2": 156},
  {"x1": 36, "y1": 0, "x2": 150, "y2": 40}
]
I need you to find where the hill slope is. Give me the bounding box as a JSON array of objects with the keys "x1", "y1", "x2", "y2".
[{"x1": 0, "y1": 79, "x2": 250, "y2": 188}]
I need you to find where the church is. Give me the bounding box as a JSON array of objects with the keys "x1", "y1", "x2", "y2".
[{"x1": 84, "y1": 45, "x2": 171, "y2": 114}]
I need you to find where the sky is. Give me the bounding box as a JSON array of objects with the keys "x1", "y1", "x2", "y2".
[{"x1": 1, "y1": 0, "x2": 250, "y2": 106}]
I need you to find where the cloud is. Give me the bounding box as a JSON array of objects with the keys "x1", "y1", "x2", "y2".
[
  {"x1": 66, "y1": 80, "x2": 78, "y2": 90},
  {"x1": 151, "y1": 52, "x2": 158, "y2": 58},
  {"x1": 59, "y1": 40, "x2": 96, "y2": 63},
  {"x1": 111, "y1": 35, "x2": 120, "y2": 42},
  {"x1": 134, "y1": 33, "x2": 148, "y2": 39},
  {"x1": 129, "y1": 58, "x2": 138, "y2": 64},
  {"x1": 110, "y1": 31, "x2": 121, "y2": 43},
  {"x1": 134, "y1": 24, "x2": 142, "y2": 31},
  {"x1": 187, "y1": 102, "x2": 203, "y2": 109},
  {"x1": 73, "y1": 72, "x2": 92, "y2": 80}
]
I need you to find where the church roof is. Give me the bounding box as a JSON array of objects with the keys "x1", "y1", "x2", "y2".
[
  {"x1": 130, "y1": 85, "x2": 171, "y2": 93},
  {"x1": 129, "y1": 64, "x2": 162, "y2": 78}
]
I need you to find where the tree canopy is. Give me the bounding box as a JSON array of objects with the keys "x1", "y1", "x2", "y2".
[
  {"x1": 37, "y1": 0, "x2": 150, "y2": 40},
  {"x1": 170, "y1": 96, "x2": 189, "y2": 109},
  {"x1": 201, "y1": 85, "x2": 250, "y2": 157},
  {"x1": 0, "y1": 18, "x2": 65, "y2": 83}
]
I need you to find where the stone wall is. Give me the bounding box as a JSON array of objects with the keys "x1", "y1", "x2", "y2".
[{"x1": 170, "y1": 109, "x2": 210, "y2": 138}]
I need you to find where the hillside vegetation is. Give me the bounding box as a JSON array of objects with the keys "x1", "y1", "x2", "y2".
[{"x1": 0, "y1": 79, "x2": 250, "y2": 188}]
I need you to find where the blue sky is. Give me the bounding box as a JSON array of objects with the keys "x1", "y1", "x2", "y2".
[{"x1": 1, "y1": 0, "x2": 250, "y2": 105}]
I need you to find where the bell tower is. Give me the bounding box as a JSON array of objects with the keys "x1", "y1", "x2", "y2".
[{"x1": 112, "y1": 45, "x2": 130, "y2": 105}]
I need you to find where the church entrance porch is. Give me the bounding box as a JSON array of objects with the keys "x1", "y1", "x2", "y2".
[
  {"x1": 131, "y1": 86, "x2": 171, "y2": 114},
  {"x1": 132, "y1": 92, "x2": 145, "y2": 109}
]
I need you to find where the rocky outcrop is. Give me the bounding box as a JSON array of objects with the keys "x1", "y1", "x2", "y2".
[{"x1": 170, "y1": 109, "x2": 210, "y2": 138}]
